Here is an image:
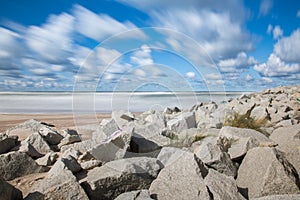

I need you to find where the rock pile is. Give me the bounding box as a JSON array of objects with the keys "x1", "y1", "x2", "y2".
[{"x1": 0, "y1": 85, "x2": 299, "y2": 199}]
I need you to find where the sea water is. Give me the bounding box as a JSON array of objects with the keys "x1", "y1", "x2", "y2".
[{"x1": 0, "y1": 92, "x2": 247, "y2": 114}]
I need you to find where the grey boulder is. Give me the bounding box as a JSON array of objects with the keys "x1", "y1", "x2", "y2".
[
  {"x1": 82, "y1": 157, "x2": 162, "y2": 200},
  {"x1": 270, "y1": 124, "x2": 300, "y2": 174},
  {"x1": 149, "y1": 151, "x2": 210, "y2": 200},
  {"x1": 0, "y1": 151, "x2": 46, "y2": 181},
  {"x1": 0, "y1": 133, "x2": 18, "y2": 154},
  {"x1": 236, "y1": 147, "x2": 300, "y2": 199},
  {"x1": 204, "y1": 169, "x2": 245, "y2": 200}
]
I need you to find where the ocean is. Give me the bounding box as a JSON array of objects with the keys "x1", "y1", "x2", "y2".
[{"x1": 0, "y1": 92, "x2": 248, "y2": 114}]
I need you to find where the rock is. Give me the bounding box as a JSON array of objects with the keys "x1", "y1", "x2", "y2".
[
  {"x1": 0, "y1": 151, "x2": 46, "y2": 181},
  {"x1": 163, "y1": 107, "x2": 173, "y2": 114},
  {"x1": 115, "y1": 190, "x2": 153, "y2": 200},
  {"x1": 50, "y1": 155, "x2": 81, "y2": 174},
  {"x1": 228, "y1": 137, "x2": 259, "y2": 160},
  {"x1": 18, "y1": 142, "x2": 43, "y2": 158},
  {"x1": 144, "y1": 111, "x2": 166, "y2": 129},
  {"x1": 156, "y1": 147, "x2": 187, "y2": 167},
  {"x1": 38, "y1": 126, "x2": 63, "y2": 145},
  {"x1": 204, "y1": 169, "x2": 245, "y2": 200},
  {"x1": 80, "y1": 160, "x2": 102, "y2": 170},
  {"x1": 22, "y1": 132, "x2": 52, "y2": 156},
  {"x1": 270, "y1": 124, "x2": 300, "y2": 174},
  {"x1": 60, "y1": 139, "x2": 97, "y2": 154},
  {"x1": 236, "y1": 147, "x2": 300, "y2": 199},
  {"x1": 89, "y1": 129, "x2": 131, "y2": 162},
  {"x1": 250, "y1": 106, "x2": 269, "y2": 121},
  {"x1": 130, "y1": 124, "x2": 163, "y2": 153},
  {"x1": 194, "y1": 137, "x2": 237, "y2": 177},
  {"x1": 101, "y1": 118, "x2": 120, "y2": 136},
  {"x1": 167, "y1": 112, "x2": 196, "y2": 133},
  {"x1": 58, "y1": 129, "x2": 81, "y2": 148},
  {"x1": 149, "y1": 151, "x2": 210, "y2": 200},
  {"x1": 219, "y1": 126, "x2": 272, "y2": 145},
  {"x1": 62, "y1": 147, "x2": 81, "y2": 159},
  {"x1": 112, "y1": 110, "x2": 135, "y2": 128},
  {"x1": 252, "y1": 194, "x2": 300, "y2": 200},
  {"x1": 36, "y1": 152, "x2": 58, "y2": 166},
  {"x1": 30, "y1": 158, "x2": 88, "y2": 200},
  {"x1": 82, "y1": 157, "x2": 162, "y2": 200},
  {"x1": 0, "y1": 133, "x2": 18, "y2": 154},
  {"x1": 0, "y1": 178, "x2": 23, "y2": 200},
  {"x1": 274, "y1": 119, "x2": 293, "y2": 128}
]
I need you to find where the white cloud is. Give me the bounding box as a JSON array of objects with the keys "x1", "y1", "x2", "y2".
[
  {"x1": 267, "y1": 24, "x2": 273, "y2": 34},
  {"x1": 117, "y1": 0, "x2": 252, "y2": 60},
  {"x1": 218, "y1": 52, "x2": 257, "y2": 72},
  {"x1": 259, "y1": 0, "x2": 273, "y2": 16},
  {"x1": 261, "y1": 77, "x2": 273, "y2": 83},
  {"x1": 254, "y1": 54, "x2": 300, "y2": 77},
  {"x1": 274, "y1": 29, "x2": 300, "y2": 62},
  {"x1": 0, "y1": 27, "x2": 22, "y2": 70},
  {"x1": 26, "y1": 13, "x2": 74, "y2": 64},
  {"x1": 272, "y1": 25, "x2": 283, "y2": 39},
  {"x1": 297, "y1": 10, "x2": 300, "y2": 18},
  {"x1": 130, "y1": 45, "x2": 154, "y2": 66},
  {"x1": 245, "y1": 74, "x2": 253, "y2": 81},
  {"x1": 73, "y1": 5, "x2": 146, "y2": 42},
  {"x1": 186, "y1": 71, "x2": 195, "y2": 78},
  {"x1": 205, "y1": 73, "x2": 222, "y2": 80},
  {"x1": 134, "y1": 69, "x2": 147, "y2": 77}
]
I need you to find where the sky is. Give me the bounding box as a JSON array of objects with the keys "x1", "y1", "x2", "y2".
[{"x1": 0, "y1": 0, "x2": 299, "y2": 92}]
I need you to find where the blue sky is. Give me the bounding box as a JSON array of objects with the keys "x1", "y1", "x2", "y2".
[{"x1": 0, "y1": 0, "x2": 299, "y2": 92}]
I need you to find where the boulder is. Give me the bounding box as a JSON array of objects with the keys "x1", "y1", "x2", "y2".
[
  {"x1": 82, "y1": 157, "x2": 162, "y2": 200},
  {"x1": 80, "y1": 160, "x2": 102, "y2": 170},
  {"x1": 38, "y1": 126, "x2": 63, "y2": 145},
  {"x1": 0, "y1": 178, "x2": 23, "y2": 200},
  {"x1": 22, "y1": 132, "x2": 52, "y2": 156},
  {"x1": 30, "y1": 157, "x2": 88, "y2": 200},
  {"x1": 227, "y1": 136, "x2": 259, "y2": 160},
  {"x1": 219, "y1": 126, "x2": 272, "y2": 145},
  {"x1": 236, "y1": 147, "x2": 300, "y2": 199},
  {"x1": 18, "y1": 142, "x2": 43, "y2": 158},
  {"x1": 89, "y1": 129, "x2": 131, "y2": 163},
  {"x1": 36, "y1": 152, "x2": 58, "y2": 166},
  {"x1": 60, "y1": 139, "x2": 97, "y2": 154},
  {"x1": 58, "y1": 129, "x2": 81, "y2": 148},
  {"x1": 194, "y1": 137, "x2": 237, "y2": 177},
  {"x1": 250, "y1": 106, "x2": 269, "y2": 120},
  {"x1": 49, "y1": 156, "x2": 81, "y2": 174},
  {"x1": 0, "y1": 151, "x2": 46, "y2": 181},
  {"x1": 115, "y1": 190, "x2": 153, "y2": 200},
  {"x1": 156, "y1": 147, "x2": 187, "y2": 167},
  {"x1": 149, "y1": 151, "x2": 210, "y2": 200},
  {"x1": 62, "y1": 147, "x2": 81, "y2": 159},
  {"x1": 270, "y1": 124, "x2": 300, "y2": 174},
  {"x1": 204, "y1": 169, "x2": 245, "y2": 200},
  {"x1": 112, "y1": 110, "x2": 135, "y2": 128},
  {"x1": 101, "y1": 118, "x2": 120, "y2": 136},
  {"x1": 167, "y1": 112, "x2": 196, "y2": 133},
  {"x1": 252, "y1": 194, "x2": 300, "y2": 200},
  {"x1": 144, "y1": 111, "x2": 166, "y2": 129},
  {"x1": 0, "y1": 133, "x2": 18, "y2": 154},
  {"x1": 130, "y1": 124, "x2": 162, "y2": 153}
]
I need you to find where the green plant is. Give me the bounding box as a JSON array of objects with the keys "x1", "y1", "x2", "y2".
[{"x1": 224, "y1": 112, "x2": 268, "y2": 135}]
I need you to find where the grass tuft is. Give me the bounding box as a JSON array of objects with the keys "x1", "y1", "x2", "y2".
[{"x1": 224, "y1": 112, "x2": 268, "y2": 135}]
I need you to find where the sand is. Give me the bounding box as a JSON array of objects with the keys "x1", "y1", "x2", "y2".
[{"x1": 0, "y1": 113, "x2": 112, "y2": 140}]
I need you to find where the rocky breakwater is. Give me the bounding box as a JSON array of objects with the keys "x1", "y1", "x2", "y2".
[{"x1": 0, "y1": 85, "x2": 300, "y2": 200}]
